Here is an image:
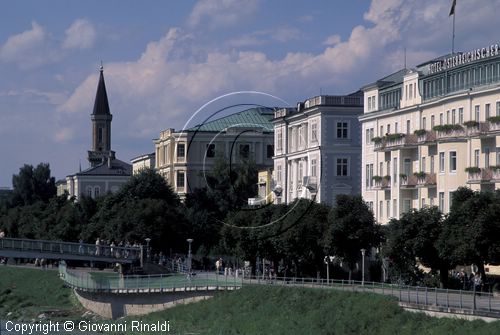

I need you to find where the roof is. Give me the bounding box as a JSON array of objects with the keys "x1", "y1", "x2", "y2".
[
  {"x1": 362, "y1": 68, "x2": 410, "y2": 91},
  {"x1": 75, "y1": 158, "x2": 132, "y2": 177},
  {"x1": 186, "y1": 107, "x2": 275, "y2": 132},
  {"x1": 92, "y1": 67, "x2": 111, "y2": 115}
]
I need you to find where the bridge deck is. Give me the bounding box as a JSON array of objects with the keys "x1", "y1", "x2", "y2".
[{"x1": 0, "y1": 237, "x2": 141, "y2": 263}]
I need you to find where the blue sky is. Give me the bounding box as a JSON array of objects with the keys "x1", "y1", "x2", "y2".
[{"x1": 1, "y1": 0, "x2": 499, "y2": 186}]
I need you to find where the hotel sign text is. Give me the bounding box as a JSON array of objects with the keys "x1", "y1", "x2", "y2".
[{"x1": 429, "y1": 44, "x2": 500, "y2": 74}]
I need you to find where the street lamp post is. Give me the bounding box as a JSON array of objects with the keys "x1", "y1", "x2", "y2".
[
  {"x1": 361, "y1": 249, "x2": 366, "y2": 286},
  {"x1": 186, "y1": 238, "x2": 193, "y2": 277}
]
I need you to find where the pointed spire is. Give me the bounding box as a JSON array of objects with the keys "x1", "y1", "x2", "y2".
[{"x1": 92, "y1": 63, "x2": 110, "y2": 115}]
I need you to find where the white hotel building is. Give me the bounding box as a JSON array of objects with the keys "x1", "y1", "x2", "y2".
[
  {"x1": 273, "y1": 93, "x2": 363, "y2": 205},
  {"x1": 360, "y1": 43, "x2": 500, "y2": 224}
]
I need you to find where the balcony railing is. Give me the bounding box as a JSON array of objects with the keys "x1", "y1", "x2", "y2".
[
  {"x1": 400, "y1": 174, "x2": 417, "y2": 188},
  {"x1": 465, "y1": 122, "x2": 490, "y2": 137},
  {"x1": 415, "y1": 131, "x2": 436, "y2": 145},
  {"x1": 435, "y1": 128, "x2": 466, "y2": 141},
  {"x1": 373, "y1": 134, "x2": 417, "y2": 151},
  {"x1": 373, "y1": 176, "x2": 391, "y2": 189},
  {"x1": 466, "y1": 168, "x2": 493, "y2": 183}
]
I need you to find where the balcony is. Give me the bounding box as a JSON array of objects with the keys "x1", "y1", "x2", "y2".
[
  {"x1": 373, "y1": 133, "x2": 417, "y2": 152},
  {"x1": 466, "y1": 167, "x2": 493, "y2": 184},
  {"x1": 415, "y1": 172, "x2": 437, "y2": 187},
  {"x1": 488, "y1": 119, "x2": 500, "y2": 133},
  {"x1": 399, "y1": 174, "x2": 417, "y2": 188},
  {"x1": 465, "y1": 121, "x2": 490, "y2": 137},
  {"x1": 414, "y1": 130, "x2": 436, "y2": 145},
  {"x1": 372, "y1": 176, "x2": 390, "y2": 190},
  {"x1": 433, "y1": 125, "x2": 466, "y2": 142}
]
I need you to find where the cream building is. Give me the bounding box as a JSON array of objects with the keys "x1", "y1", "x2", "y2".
[
  {"x1": 131, "y1": 153, "x2": 155, "y2": 174},
  {"x1": 360, "y1": 43, "x2": 500, "y2": 224},
  {"x1": 154, "y1": 108, "x2": 275, "y2": 199}
]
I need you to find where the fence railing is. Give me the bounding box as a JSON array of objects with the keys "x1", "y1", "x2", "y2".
[
  {"x1": 59, "y1": 263, "x2": 243, "y2": 292},
  {"x1": 241, "y1": 275, "x2": 500, "y2": 315},
  {"x1": 0, "y1": 237, "x2": 141, "y2": 261}
]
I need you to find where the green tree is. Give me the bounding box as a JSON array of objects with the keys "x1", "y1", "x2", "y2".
[
  {"x1": 323, "y1": 195, "x2": 382, "y2": 280},
  {"x1": 11, "y1": 163, "x2": 56, "y2": 206},
  {"x1": 384, "y1": 207, "x2": 451, "y2": 287}
]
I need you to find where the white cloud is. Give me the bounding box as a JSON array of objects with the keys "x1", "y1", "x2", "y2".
[
  {"x1": 0, "y1": 22, "x2": 46, "y2": 64},
  {"x1": 62, "y1": 19, "x2": 96, "y2": 50},
  {"x1": 298, "y1": 15, "x2": 313, "y2": 23},
  {"x1": 323, "y1": 34, "x2": 341, "y2": 46},
  {"x1": 188, "y1": 0, "x2": 260, "y2": 29}
]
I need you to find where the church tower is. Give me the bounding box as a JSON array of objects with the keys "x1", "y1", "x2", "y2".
[{"x1": 88, "y1": 65, "x2": 114, "y2": 167}]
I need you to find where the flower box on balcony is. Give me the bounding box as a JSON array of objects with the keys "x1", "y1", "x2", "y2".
[
  {"x1": 413, "y1": 171, "x2": 427, "y2": 178},
  {"x1": 465, "y1": 167, "x2": 481, "y2": 173},
  {"x1": 372, "y1": 176, "x2": 383, "y2": 182},
  {"x1": 385, "y1": 133, "x2": 405, "y2": 141},
  {"x1": 371, "y1": 137, "x2": 384, "y2": 144},
  {"x1": 464, "y1": 120, "x2": 479, "y2": 128},
  {"x1": 433, "y1": 124, "x2": 464, "y2": 132},
  {"x1": 414, "y1": 129, "x2": 427, "y2": 136},
  {"x1": 487, "y1": 116, "x2": 500, "y2": 123}
]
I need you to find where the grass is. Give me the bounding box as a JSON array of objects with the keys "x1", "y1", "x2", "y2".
[
  {"x1": 0, "y1": 266, "x2": 81, "y2": 320},
  {"x1": 126, "y1": 285, "x2": 500, "y2": 335}
]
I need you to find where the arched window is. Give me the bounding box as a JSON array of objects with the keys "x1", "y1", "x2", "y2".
[{"x1": 94, "y1": 186, "x2": 100, "y2": 198}]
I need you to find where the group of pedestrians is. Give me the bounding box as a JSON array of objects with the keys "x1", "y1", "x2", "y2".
[
  {"x1": 76, "y1": 238, "x2": 140, "y2": 259},
  {"x1": 454, "y1": 269, "x2": 483, "y2": 292}
]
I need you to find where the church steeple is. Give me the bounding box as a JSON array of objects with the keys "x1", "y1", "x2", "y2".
[{"x1": 88, "y1": 64, "x2": 114, "y2": 167}]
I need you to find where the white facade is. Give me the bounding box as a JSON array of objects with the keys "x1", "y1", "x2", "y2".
[
  {"x1": 131, "y1": 153, "x2": 155, "y2": 174},
  {"x1": 273, "y1": 94, "x2": 363, "y2": 205},
  {"x1": 360, "y1": 45, "x2": 500, "y2": 224}
]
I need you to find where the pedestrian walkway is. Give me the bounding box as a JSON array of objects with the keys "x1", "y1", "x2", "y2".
[{"x1": 0, "y1": 237, "x2": 141, "y2": 264}]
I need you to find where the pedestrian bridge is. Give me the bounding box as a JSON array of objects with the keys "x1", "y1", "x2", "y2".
[{"x1": 0, "y1": 237, "x2": 141, "y2": 264}]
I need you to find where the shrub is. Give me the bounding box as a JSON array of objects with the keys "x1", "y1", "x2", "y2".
[
  {"x1": 413, "y1": 171, "x2": 427, "y2": 178},
  {"x1": 372, "y1": 176, "x2": 383, "y2": 182},
  {"x1": 487, "y1": 116, "x2": 500, "y2": 123},
  {"x1": 371, "y1": 137, "x2": 384, "y2": 144},
  {"x1": 463, "y1": 120, "x2": 479, "y2": 127},
  {"x1": 413, "y1": 129, "x2": 427, "y2": 136},
  {"x1": 385, "y1": 133, "x2": 405, "y2": 141},
  {"x1": 432, "y1": 124, "x2": 463, "y2": 132}
]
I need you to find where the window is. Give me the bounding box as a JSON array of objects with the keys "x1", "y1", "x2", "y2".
[
  {"x1": 365, "y1": 129, "x2": 370, "y2": 145},
  {"x1": 277, "y1": 129, "x2": 283, "y2": 150},
  {"x1": 449, "y1": 151, "x2": 457, "y2": 172},
  {"x1": 298, "y1": 162, "x2": 304, "y2": 184},
  {"x1": 336, "y1": 122, "x2": 349, "y2": 139},
  {"x1": 386, "y1": 200, "x2": 390, "y2": 218},
  {"x1": 439, "y1": 152, "x2": 445, "y2": 173},
  {"x1": 177, "y1": 171, "x2": 185, "y2": 188},
  {"x1": 393, "y1": 158, "x2": 397, "y2": 183},
  {"x1": 94, "y1": 187, "x2": 100, "y2": 198},
  {"x1": 387, "y1": 124, "x2": 391, "y2": 134},
  {"x1": 311, "y1": 159, "x2": 317, "y2": 177},
  {"x1": 267, "y1": 144, "x2": 274, "y2": 158},
  {"x1": 379, "y1": 201, "x2": 383, "y2": 218},
  {"x1": 497, "y1": 147, "x2": 500, "y2": 165},
  {"x1": 430, "y1": 155, "x2": 435, "y2": 173},
  {"x1": 337, "y1": 158, "x2": 349, "y2": 176},
  {"x1": 380, "y1": 125, "x2": 384, "y2": 136},
  {"x1": 439, "y1": 113, "x2": 443, "y2": 125},
  {"x1": 449, "y1": 191, "x2": 455, "y2": 210},
  {"x1": 311, "y1": 123, "x2": 318, "y2": 142},
  {"x1": 403, "y1": 199, "x2": 411, "y2": 213},
  {"x1": 206, "y1": 144, "x2": 216, "y2": 158},
  {"x1": 379, "y1": 162, "x2": 383, "y2": 176},
  {"x1": 368, "y1": 96, "x2": 372, "y2": 111},
  {"x1": 239, "y1": 144, "x2": 250, "y2": 159},
  {"x1": 87, "y1": 187, "x2": 92, "y2": 198},
  {"x1": 298, "y1": 126, "x2": 304, "y2": 148},
  {"x1": 486, "y1": 103, "x2": 491, "y2": 120},
  {"x1": 421, "y1": 198, "x2": 426, "y2": 208},
  {"x1": 277, "y1": 165, "x2": 282, "y2": 183},
  {"x1": 421, "y1": 156, "x2": 426, "y2": 172},
  {"x1": 485, "y1": 147, "x2": 490, "y2": 168},
  {"x1": 409, "y1": 84, "x2": 413, "y2": 99},
  {"x1": 365, "y1": 165, "x2": 370, "y2": 188},
  {"x1": 431, "y1": 115, "x2": 435, "y2": 128},
  {"x1": 475, "y1": 105, "x2": 480, "y2": 121},
  {"x1": 496, "y1": 102, "x2": 500, "y2": 116},
  {"x1": 177, "y1": 143, "x2": 185, "y2": 159},
  {"x1": 474, "y1": 149, "x2": 480, "y2": 167},
  {"x1": 395, "y1": 122, "x2": 398, "y2": 133},
  {"x1": 422, "y1": 117, "x2": 427, "y2": 130},
  {"x1": 393, "y1": 199, "x2": 397, "y2": 218},
  {"x1": 439, "y1": 192, "x2": 445, "y2": 212},
  {"x1": 370, "y1": 128, "x2": 374, "y2": 143},
  {"x1": 446, "y1": 110, "x2": 450, "y2": 124},
  {"x1": 459, "y1": 107, "x2": 464, "y2": 124},
  {"x1": 406, "y1": 120, "x2": 410, "y2": 134},
  {"x1": 452, "y1": 109, "x2": 456, "y2": 124}
]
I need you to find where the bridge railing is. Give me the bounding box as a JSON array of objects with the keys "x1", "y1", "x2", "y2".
[
  {"x1": 0, "y1": 237, "x2": 141, "y2": 261},
  {"x1": 59, "y1": 263, "x2": 243, "y2": 292},
  {"x1": 242, "y1": 275, "x2": 500, "y2": 315}
]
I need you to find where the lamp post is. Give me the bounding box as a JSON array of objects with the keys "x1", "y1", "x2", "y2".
[
  {"x1": 186, "y1": 238, "x2": 193, "y2": 276},
  {"x1": 145, "y1": 238, "x2": 151, "y2": 261},
  {"x1": 361, "y1": 249, "x2": 366, "y2": 286}
]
